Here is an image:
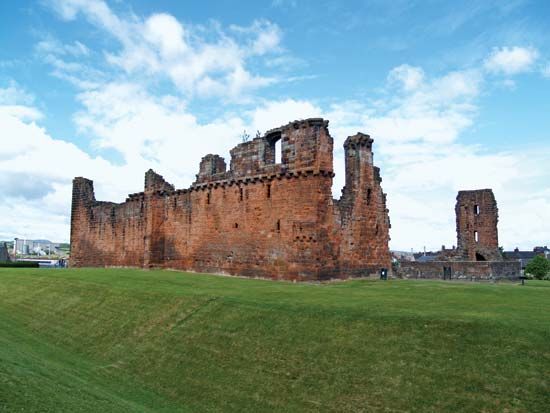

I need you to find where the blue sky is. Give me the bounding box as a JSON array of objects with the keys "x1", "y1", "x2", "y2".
[{"x1": 1, "y1": 0, "x2": 549, "y2": 251}]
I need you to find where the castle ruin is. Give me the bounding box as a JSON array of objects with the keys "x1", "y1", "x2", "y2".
[{"x1": 70, "y1": 118, "x2": 391, "y2": 280}]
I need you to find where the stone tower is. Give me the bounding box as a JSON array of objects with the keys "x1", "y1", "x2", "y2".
[
  {"x1": 455, "y1": 189, "x2": 500, "y2": 261},
  {"x1": 338, "y1": 133, "x2": 391, "y2": 272}
]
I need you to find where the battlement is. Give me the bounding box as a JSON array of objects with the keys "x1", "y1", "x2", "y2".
[{"x1": 343, "y1": 132, "x2": 373, "y2": 149}]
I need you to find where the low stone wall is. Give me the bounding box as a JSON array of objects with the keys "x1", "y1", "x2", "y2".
[{"x1": 396, "y1": 260, "x2": 521, "y2": 280}]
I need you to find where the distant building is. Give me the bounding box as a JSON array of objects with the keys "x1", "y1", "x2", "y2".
[
  {"x1": 14, "y1": 239, "x2": 61, "y2": 256},
  {"x1": 391, "y1": 251, "x2": 415, "y2": 262},
  {"x1": 503, "y1": 246, "x2": 550, "y2": 270}
]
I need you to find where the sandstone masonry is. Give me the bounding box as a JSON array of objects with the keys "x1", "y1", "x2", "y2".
[{"x1": 70, "y1": 118, "x2": 391, "y2": 280}]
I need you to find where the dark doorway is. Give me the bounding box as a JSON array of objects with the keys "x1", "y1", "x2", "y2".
[
  {"x1": 443, "y1": 266, "x2": 452, "y2": 280},
  {"x1": 475, "y1": 253, "x2": 486, "y2": 261}
]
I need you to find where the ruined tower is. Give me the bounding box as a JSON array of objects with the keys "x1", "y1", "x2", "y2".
[
  {"x1": 455, "y1": 189, "x2": 500, "y2": 261},
  {"x1": 70, "y1": 118, "x2": 391, "y2": 280},
  {"x1": 337, "y1": 133, "x2": 391, "y2": 272}
]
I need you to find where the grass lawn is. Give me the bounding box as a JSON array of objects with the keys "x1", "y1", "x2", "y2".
[{"x1": 0, "y1": 268, "x2": 548, "y2": 412}]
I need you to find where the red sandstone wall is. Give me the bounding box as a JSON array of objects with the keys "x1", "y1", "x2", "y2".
[
  {"x1": 70, "y1": 179, "x2": 147, "y2": 267},
  {"x1": 70, "y1": 118, "x2": 391, "y2": 280},
  {"x1": 158, "y1": 172, "x2": 337, "y2": 279}
]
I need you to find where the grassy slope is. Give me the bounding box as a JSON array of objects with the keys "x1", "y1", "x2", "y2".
[{"x1": 0, "y1": 269, "x2": 548, "y2": 412}]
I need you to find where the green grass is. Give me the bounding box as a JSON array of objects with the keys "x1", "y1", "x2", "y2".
[{"x1": 0, "y1": 269, "x2": 548, "y2": 412}]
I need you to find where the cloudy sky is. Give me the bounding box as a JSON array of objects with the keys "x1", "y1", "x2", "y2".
[{"x1": 1, "y1": 0, "x2": 549, "y2": 251}]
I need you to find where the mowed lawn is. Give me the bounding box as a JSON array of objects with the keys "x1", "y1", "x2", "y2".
[{"x1": 0, "y1": 269, "x2": 548, "y2": 412}]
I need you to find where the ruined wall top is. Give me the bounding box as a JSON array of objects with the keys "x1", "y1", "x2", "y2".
[
  {"x1": 195, "y1": 154, "x2": 227, "y2": 184},
  {"x1": 144, "y1": 169, "x2": 175, "y2": 193},
  {"x1": 194, "y1": 118, "x2": 333, "y2": 185},
  {"x1": 72, "y1": 177, "x2": 96, "y2": 204},
  {"x1": 344, "y1": 132, "x2": 373, "y2": 150}
]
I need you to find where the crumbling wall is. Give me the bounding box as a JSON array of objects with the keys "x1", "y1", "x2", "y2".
[
  {"x1": 333, "y1": 133, "x2": 391, "y2": 276},
  {"x1": 397, "y1": 260, "x2": 521, "y2": 280},
  {"x1": 70, "y1": 177, "x2": 147, "y2": 268},
  {"x1": 70, "y1": 118, "x2": 391, "y2": 280}
]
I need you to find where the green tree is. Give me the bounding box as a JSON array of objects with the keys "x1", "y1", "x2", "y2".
[{"x1": 525, "y1": 255, "x2": 550, "y2": 280}]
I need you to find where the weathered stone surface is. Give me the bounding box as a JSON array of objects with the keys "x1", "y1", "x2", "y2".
[
  {"x1": 455, "y1": 189, "x2": 501, "y2": 261},
  {"x1": 397, "y1": 260, "x2": 521, "y2": 280},
  {"x1": 70, "y1": 118, "x2": 391, "y2": 280}
]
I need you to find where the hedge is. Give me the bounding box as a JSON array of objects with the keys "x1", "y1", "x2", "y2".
[{"x1": 0, "y1": 261, "x2": 40, "y2": 268}]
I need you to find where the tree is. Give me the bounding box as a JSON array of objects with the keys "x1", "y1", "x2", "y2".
[{"x1": 525, "y1": 255, "x2": 550, "y2": 280}]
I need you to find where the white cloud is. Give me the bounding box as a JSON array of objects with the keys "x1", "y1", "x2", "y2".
[
  {"x1": 49, "y1": 0, "x2": 128, "y2": 39},
  {"x1": 542, "y1": 63, "x2": 550, "y2": 78},
  {"x1": 0, "y1": 87, "x2": 126, "y2": 241},
  {"x1": 36, "y1": 37, "x2": 90, "y2": 57},
  {"x1": 47, "y1": 0, "x2": 283, "y2": 99},
  {"x1": 387, "y1": 64, "x2": 425, "y2": 91},
  {"x1": 0, "y1": 80, "x2": 35, "y2": 105},
  {"x1": 73, "y1": 82, "x2": 246, "y2": 184},
  {"x1": 484, "y1": 46, "x2": 539, "y2": 75},
  {"x1": 231, "y1": 19, "x2": 282, "y2": 56},
  {"x1": 144, "y1": 14, "x2": 187, "y2": 56},
  {"x1": 359, "y1": 68, "x2": 482, "y2": 145},
  {"x1": 247, "y1": 99, "x2": 321, "y2": 133},
  {"x1": 0, "y1": 105, "x2": 43, "y2": 121}
]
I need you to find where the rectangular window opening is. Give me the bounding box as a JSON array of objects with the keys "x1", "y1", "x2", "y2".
[
  {"x1": 276, "y1": 219, "x2": 280, "y2": 232},
  {"x1": 275, "y1": 139, "x2": 282, "y2": 164},
  {"x1": 474, "y1": 231, "x2": 479, "y2": 243},
  {"x1": 474, "y1": 204, "x2": 480, "y2": 215},
  {"x1": 265, "y1": 131, "x2": 282, "y2": 165},
  {"x1": 266, "y1": 183, "x2": 271, "y2": 199},
  {"x1": 239, "y1": 187, "x2": 243, "y2": 201},
  {"x1": 367, "y1": 188, "x2": 372, "y2": 205}
]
